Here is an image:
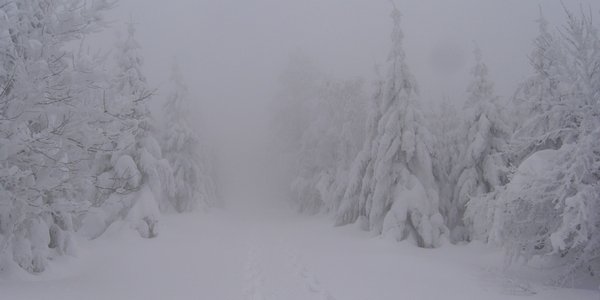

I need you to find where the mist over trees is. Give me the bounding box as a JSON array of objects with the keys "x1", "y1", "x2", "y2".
[{"x1": 273, "y1": 6, "x2": 600, "y2": 286}]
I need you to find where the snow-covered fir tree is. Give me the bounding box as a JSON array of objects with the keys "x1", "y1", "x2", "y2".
[
  {"x1": 80, "y1": 22, "x2": 173, "y2": 240},
  {"x1": 333, "y1": 65, "x2": 386, "y2": 230},
  {"x1": 428, "y1": 99, "x2": 462, "y2": 240},
  {"x1": 336, "y1": 6, "x2": 446, "y2": 248},
  {"x1": 454, "y1": 48, "x2": 510, "y2": 242},
  {"x1": 161, "y1": 62, "x2": 217, "y2": 212}
]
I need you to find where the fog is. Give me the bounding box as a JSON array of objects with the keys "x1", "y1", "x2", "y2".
[
  {"x1": 103, "y1": 0, "x2": 598, "y2": 175},
  {"x1": 4, "y1": 0, "x2": 600, "y2": 296}
]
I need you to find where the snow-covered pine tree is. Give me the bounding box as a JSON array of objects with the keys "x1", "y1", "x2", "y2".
[
  {"x1": 497, "y1": 9, "x2": 600, "y2": 284},
  {"x1": 81, "y1": 22, "x2": 173, "y2": 240},
  {"x1": 321, "y1": 80, "x2": 367, "y2": 214},
  {"x1": 0, "y1": 0, "x2": 112, "y2": 273},
  {"x1": 334, "y1": 65, "x2": 385, "y2": 230},
  {"x1": 454, "y1": 48, "x2": 510, "y2": 242},
  {"x1": 428, "y1": 99, "x2": 462, "y2": 240},
  {"x1": 162, "y1": 62, "x2": 217, "y2": 212},
  {"x1": 510, "y1": 9, "x2": 569, "y2": 165},
  {"x1": 336, "y1": 6, "x2": 446, "y2": 248}
]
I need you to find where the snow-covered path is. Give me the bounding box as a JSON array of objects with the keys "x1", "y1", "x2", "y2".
[{"x1": 1, "y1": 206, "x2": 598, "y2": 300}]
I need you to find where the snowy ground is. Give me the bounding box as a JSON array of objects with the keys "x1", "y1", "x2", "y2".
[{"x1": 1, "y1": 204, "x2": 598, "y2": 300}]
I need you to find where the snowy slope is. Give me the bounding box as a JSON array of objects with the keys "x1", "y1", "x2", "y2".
[{"x1": 0, "y1": 207, "x2": 597, "y2": 300}]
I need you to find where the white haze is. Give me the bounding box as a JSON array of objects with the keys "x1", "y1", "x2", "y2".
[
  {"x1": 3, "y1": 0, "x2": 600, "y2": 298},
  {"x1": 104, "y1": 0, "x2": 598, "y2": 185}
]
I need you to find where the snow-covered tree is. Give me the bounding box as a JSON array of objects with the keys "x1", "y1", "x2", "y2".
[
  {"x1": 497, "y1": 9, "x2": 600, "y2": 285},
  {"x1": 80, "y1": 22, "x2": 172, "y2": 240},
  {"x1": 0, "y1": 0, "x2": 112, "y2": 273},
  {"x1": 336, "y1": 6, "x2": 446, "y2": 248},
  {"x1": 454, "y1": 48, "x2": 510, "y2": 242},
  {"x1": 510, "y1": 9, "x2": 570, "y2": 164},
  {"x1": 161, "y1": 62, "x2": 217, "y2": 212},
  {"x1": 428, "y1": 99, "x2": 462, "y2": 239},
  {"x1": 333, "y1": 65, "x2": 386, "y2": 230}
]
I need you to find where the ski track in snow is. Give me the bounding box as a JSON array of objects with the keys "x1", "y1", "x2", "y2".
[
  {"x1": 282, "y1": 243, "x2": 337, "y2": 300},
  {"x1": 243, "y1": 243, "x2": 268, "y2": 300},
  {"x1": 242, "y1": 234, "x2": 335, "y2": 300}
]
